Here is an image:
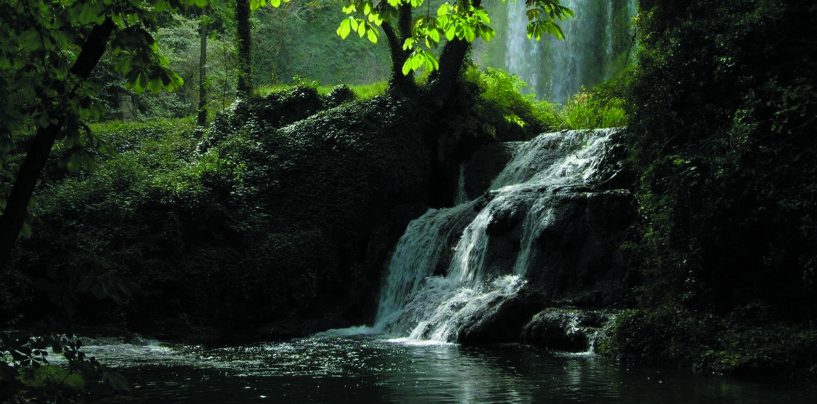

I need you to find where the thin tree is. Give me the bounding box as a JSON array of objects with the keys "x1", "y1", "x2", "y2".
[
  {"x1": 235, "y1": 0, "x2": 252, "y2": 97},
  {"x1": 198, "y1": 9, "x2": 210, "y2": 126},
  {"x1": 0, "y1": 1, "x2": 191, "y2": 269}
]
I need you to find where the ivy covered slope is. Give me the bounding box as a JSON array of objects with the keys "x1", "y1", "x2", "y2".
[
  {"x1": 2, "y1": 88, "x2": 432, "y2": 340},
  {"x1": 608, "y1": 0, "x2": 817, "y2": 378}
]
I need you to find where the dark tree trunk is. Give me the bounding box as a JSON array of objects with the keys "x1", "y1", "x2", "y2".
[
  {"x1": 428, "y1": 0, "x2": 482, "y2": 102},
  {"x1": 383, "y1": 4, "x2": 416, "y2": 96},
  {"x1": 197, "y1": 15, "x2": 208, "y2": 127},
  {"x1": 235, "y1": 0, "x2": 252, "y2": 97},
  {"x1": 0, "y1": 18, "x2": 116, "y2": 269},
  {"x1": 429, "y1": 39, "x2": 470, "y2": 101},
  {"x1": 382, "y1": 23, "x2": 413, "y2": 95}
]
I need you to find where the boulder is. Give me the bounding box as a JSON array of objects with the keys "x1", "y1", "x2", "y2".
[
  {"x1": 522, "y1": 308, "x2": 613, "y2": 352},
  {"x1": 457, "y1": 288, "x2": 545, "y2": 345}
]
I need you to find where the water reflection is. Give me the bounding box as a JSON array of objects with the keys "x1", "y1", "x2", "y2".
[{"x1": 66, "y1": 336, "x2": 817, "y2": 403}]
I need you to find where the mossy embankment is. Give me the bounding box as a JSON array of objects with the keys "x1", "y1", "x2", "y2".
[{"x1": 2, "y1": 87, "x2": 434, "y2": 341}]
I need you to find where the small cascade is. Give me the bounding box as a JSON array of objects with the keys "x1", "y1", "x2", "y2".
[
  {"x1": 475, "y1": 0, "x2": 638, "y2": 102},
  {"x1": 374, "y1": 202, "x2": 478, "y2": 331},
  {"x1": 374, "y1": 129, "x2": 618, "y2": 342}
]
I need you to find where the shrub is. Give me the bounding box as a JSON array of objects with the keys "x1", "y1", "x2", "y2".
[
  {"x1": 464, "y1": 67, "x2": 556, "y2": 139},
  {"x1": 462, "y1": 66, "x2": 631, "y2": 141},
  {"x1": 559, "y1": 91, "x2": 628, "y2": 129}
]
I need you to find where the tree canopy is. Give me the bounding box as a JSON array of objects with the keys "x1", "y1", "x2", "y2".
[{"x1": 335, "y1": 0, "x2": 573, "y2": 77}]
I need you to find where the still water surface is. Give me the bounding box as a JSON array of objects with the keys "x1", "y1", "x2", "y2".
[{"x1": 71, "y1": 336, "x2": 816, "y2": 403}]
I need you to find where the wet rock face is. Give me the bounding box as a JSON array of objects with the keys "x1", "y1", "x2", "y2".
[
  {"x1": 522, "y1": 308, "x2": 613, "y2": 352},
  {"x1": 457, "y1": 288, "x2": 545, "y2": 345},
  {"x1": 461, "y1": 131, "x2": 636, "y2": 307},
  {"x1": 527, "y1": 188, "x2": 636, "y2": 304},
  {"x1": 461, "y1": 142, "x2": 522, "y2": 200},
  {"x1": 456, "y1": 296, "x2": 617, "y2": 351}
]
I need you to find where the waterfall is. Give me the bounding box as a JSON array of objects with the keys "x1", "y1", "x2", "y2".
[
  {"x1": 475, "y1": 0, "x2": 638, "y2": 103},
  {"x1": 374, "y1": 129, "x2": 617, "y2": 342},
  {"x1": 374, "y1": 202, "x2": 478, "y2": 331}
]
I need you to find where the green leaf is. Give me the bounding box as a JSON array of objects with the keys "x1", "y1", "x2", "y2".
[
  {"x1": 367, "y1": 29, "x2": 378, "y2": 44},
  {"x1": 463, "y1": 26, "x2": 475, "y2": 42},
  {"x1": 428, "y1": 29, "x2": 440, "y2": 43},
  {"x1": 437, "y1": 3, "x2": 451, "y2": 17},
  {"x1": 445, "y1": 26, "x2": 456, "y2": 41},
  {"x1": 337, "y1": 19, "x2": 352, "y2": 39}
]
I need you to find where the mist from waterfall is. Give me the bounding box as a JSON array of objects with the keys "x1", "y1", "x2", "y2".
[{"x1": 475, "y1": 0, "x2": 638, "y2": 103}]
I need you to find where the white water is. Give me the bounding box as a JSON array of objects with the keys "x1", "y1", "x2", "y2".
[{"x1": 374, "y1": 129, "x2": 616, "y2": 342}]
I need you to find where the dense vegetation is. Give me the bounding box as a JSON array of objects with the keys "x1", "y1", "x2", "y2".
[{"x1": 610, "y1": 0, "x2": 817, "y2": 378}]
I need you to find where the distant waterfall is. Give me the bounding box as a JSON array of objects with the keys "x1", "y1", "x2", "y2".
[
  {"x1": 475, "y1": 0, "x2": 638, "y2": 103},
  {"x1": 374, "y1": 129, "x2": 617, "y2": 342}
]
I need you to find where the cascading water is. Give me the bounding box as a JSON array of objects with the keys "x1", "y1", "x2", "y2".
[
  {"x1": 374, "y1": 129, "x2": 617, "y2": 342},
  {"x1": 475, "y1": 0, "x2": 638, "y2": 103}
]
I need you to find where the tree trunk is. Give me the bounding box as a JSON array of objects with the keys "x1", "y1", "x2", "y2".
[
  {"x1": 382, "y1": 23, "x2": 413, "y2": 95},
  {"x1": 235, "y1": 0, "x2": 252, "y2": 98},
  {"x1": 429, "y1": 39, "x2": 470, "y2": 101},
  {"x1": 383, "y1": 4, "x2": 416, "y2": 96},
  {"x1": 429, "y1": 0, "x2": 482, "y2": 102},
  {"x1": 0, "y1": 18, "x2": 116, "y2": 269},
  {"x1": 197, "y1": 15, "x2": 208, "y2": 127}
]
